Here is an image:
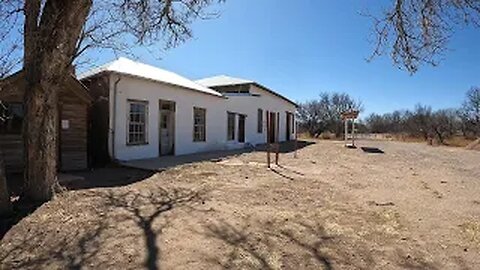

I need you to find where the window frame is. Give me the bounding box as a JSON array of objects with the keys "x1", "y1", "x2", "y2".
[
  {"x1": 0, "y1": 102, "x2": 24, "y2": 135},
  {"x1": 193, "y1": 107, "x2": 206, "y2": 142},
  {"x1": 257, "y1": 108, "x2": 263, "y2": 133},
  {"x1": 227, "y1": 112, "x2": 236, "y2": 141},
  {"x1": 127, "y1": 99, "x2": 149, "y2": 146}
]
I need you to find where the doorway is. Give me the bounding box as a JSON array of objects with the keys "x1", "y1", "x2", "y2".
[
  {"x1": 238, "y1": 114, "x2": 246, "y2": 143},
  {"x1": 159, "y1": 100, "x2": 175, "y2": 156},
  {"x1": 286, "y1": 112, "x2": 292, "y2": 141},
  {"x1": 268, "y1": 111, "x2": 277, "y2": 143}
]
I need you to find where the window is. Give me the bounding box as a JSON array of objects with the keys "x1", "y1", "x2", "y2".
[
  {"x1": 212, "y1": 85, "x2": 250, "y2": 94},
  {"x1": 227, "y1": 112, "x2": 235, "y2": 141},
  {"x1": 193, "y1": 107, "x2": 206, "y2": 142},
  {"x1": 127, "y1": 100, "x2": 148, "y2": 145},
  {"x1": 0, "y1": 102, "x2": 24, "y2": 134},
  {"x1": 257, "y1": 109, "x2": 263, "y2": 133}
]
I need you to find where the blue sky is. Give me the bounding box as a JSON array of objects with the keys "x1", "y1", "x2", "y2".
[{"x1": 90, "y1": 0, "x2": 480, "y2": 116}]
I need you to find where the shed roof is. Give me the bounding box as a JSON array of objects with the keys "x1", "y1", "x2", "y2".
[
  {"x1": 0, "y1": 71, "x2": 92, "y2": 104},
  {"x1": 79, "y1": 57, "x2": 223, "y2": 97},
  {"x1": 195, "y1": 75, "x2": 254, "y2": 87}
]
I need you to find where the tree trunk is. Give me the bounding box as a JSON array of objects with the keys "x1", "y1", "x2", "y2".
[
  {"x1": 0, "y1": 152, "x2": 12, "y2": 216},
  {"x1": 23, "y1": 81, "x2": 60, "y2": 201},
  {"x1": 22, "y1": 0, "x2": 92, "y2": 202},
  {"x1": 436, "y1": 132, "x2": 444, "y2": 145}
]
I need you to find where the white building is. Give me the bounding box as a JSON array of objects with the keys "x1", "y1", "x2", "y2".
[
  {"x1": 80, "y1": 58, "x2": 297, "y2": 163},
  {"x1": 196, "y1": 75, "x2": 297, "y2": 145}
]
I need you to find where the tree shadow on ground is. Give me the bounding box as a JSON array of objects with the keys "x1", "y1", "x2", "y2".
[
  {"x1": 202, "y1": 217, "x2": 374, "y2": 270},
  {"x1": 1, "y1": 186, "x2": 206, "y2": 270},
  {"x1": 65, "y1": 167, "x2": 156, "y2": 190},
  {"x1": 255, "y1": 140, "x2": 315, "y2": 153},
  {"x1": 202, "y1": 216, "x2": 456, "y2": 269},
  {"x1": 0, "y1": 214, "x2": 107, "y2": 269},
  {"x1": 101, "y1": 187, "x2": 205, "y2": 270},
  {"x1": 1, "y1": 167, "x2": 155, "y2": 239},
  {"x1": 0, "y1": 199, "x2": 42, "y2": 239}
]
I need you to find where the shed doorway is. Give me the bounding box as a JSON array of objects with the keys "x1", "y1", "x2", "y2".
[{"x1": 159, "y1": 100, "x2": 175, "y2": 156}]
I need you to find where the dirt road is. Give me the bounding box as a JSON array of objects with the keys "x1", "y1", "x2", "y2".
[{"x1": 1, "y1": 140, "x2": 479, "y2": 269}]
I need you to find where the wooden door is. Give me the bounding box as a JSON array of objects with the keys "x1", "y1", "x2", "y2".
[
  {"x1": 238, "y1": 114, "x2": 245, "y2": 143},
  {"x1": 159, "y1": 100, "x2": 175, "y2": 156},
  {"x1": 286, "y1": 112, "x2": 291, "y2": 141},
  {"x1": 268, "y1": 112, "x2": 276, "y2": 143}
]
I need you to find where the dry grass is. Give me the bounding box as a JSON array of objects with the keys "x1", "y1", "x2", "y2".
[
  {"x1": 459, "y1": 221, "x2": 480, "y2": 247},
  {"x1": 366, "y1": 133, "x2": 477, "y2": 148},
  {"x1": 445, "y1": 136, "x2": 477, "y2": 147}
]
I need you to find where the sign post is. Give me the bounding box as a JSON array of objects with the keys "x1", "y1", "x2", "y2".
[{"x1": 341, "y1": 110, "x2": 360, "y2": 148}]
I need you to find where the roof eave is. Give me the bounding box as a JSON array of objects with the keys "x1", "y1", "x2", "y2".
[
  {"x1": 208, "y1": 82, "x2": 298, "y2": 107},
  {"x1": 81, "y1": 70, "x2": 225, "y2": 99}
]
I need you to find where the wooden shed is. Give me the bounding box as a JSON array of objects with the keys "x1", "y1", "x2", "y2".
[{"x1": 0, "y1": 71, "x2": 92, "y2": 173}]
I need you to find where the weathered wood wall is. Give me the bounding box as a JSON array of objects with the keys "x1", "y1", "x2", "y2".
[
  {"x1": 59, "y1": 94, "x2": 88, "y2": 171},
  {"x1": 0, "y1": 80, "x2": 90, "y2": 173},
  {"x1": 0, "y1": 134, "x2": 23, "y2": 172},
  {"x1": 1, "y1": 87, "x2": 26, "y2": 173}
]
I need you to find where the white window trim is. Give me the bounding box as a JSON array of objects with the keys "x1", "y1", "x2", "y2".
[
  {"x1": 193, "y1": 107, "x2": 206, "y2": 142},
  {"x1": 127, "y1": 99, "x2": 149, "y2": 146},
  {"x1": 227, "y1": 112, "x2": 236, "y2": 141}
]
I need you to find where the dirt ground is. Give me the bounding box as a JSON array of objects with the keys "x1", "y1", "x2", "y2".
[{"x1": 1, "y1": 139, "x2": 479, "y2": 269}]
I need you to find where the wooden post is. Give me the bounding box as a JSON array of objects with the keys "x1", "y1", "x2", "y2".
[
  {"x1": 275, "y1": 112, "x2": 280, "y2": 165},
  {"x1": 266, "y1": 110, "x2": 271, "y2": 168},
  {"x1": 344, "y1": 119, "x2": 348, "y2": 146},
  {"x1": 294, "y1": 115, "x2": 298, "y2": 158},
  {"x1": 341, "y1": 110, "x2": 360, "y2": 148},
  {"x1": 352, "y1": 118, "x2": 355, "y2": 147}
]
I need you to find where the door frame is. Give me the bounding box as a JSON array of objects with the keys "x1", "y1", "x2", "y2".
[
  {"x1": 158, "y1": 99, "x2": 176, "y2": 156},
  {"x1": 286, "y1": 112, "x2": 292, "y2": 141},
  {"x1": 238, "y1": 114, "x2": 246, "y2": 143},
  {"x1": 268, "y1": 111, "x2": 277, "y2": 143}
]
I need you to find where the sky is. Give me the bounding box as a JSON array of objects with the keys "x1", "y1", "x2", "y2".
[{"x1": 88, "y1": 0, "x2": 480, "y2": 116}]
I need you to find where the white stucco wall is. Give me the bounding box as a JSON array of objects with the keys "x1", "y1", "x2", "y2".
[
  {"x1": 223, "y1": 84, "x2": 297, "y2": 145},
  {"x1": 108, "y1": 75, "x2": 296, "y2": 161},
  {"x1": 109, "y1": 74, "x2": 230, "y2": 160}
]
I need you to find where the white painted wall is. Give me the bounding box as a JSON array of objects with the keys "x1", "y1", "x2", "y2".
[
  {"x1": 108, "y1": 75, "x2": 296, "y2": 161},
  {"x1": 223, "y1": 84, "x2": 297, "y2": 145}
]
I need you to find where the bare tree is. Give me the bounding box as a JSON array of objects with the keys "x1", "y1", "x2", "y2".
[
  {"x1": 365, "y1": 110, "x2": 408, "y2": 134},
  {"x1": 368, "y1": 0, "x2": 480, "y2": 73},
  {"x1": 430, "y1": 109, "x2": 460, "y2": 144},
  {"x1": 404, "y1": 104, "x2": 433, "y2": 139},
  {"x1": 365, "y1": 104, "x2": 464, "y2": 145},
  {"x1": 298, "y1": 92, "x2": 362, "y2": 137},
  {"x1": 0, "y1": 0, "x2": 224, "y2": 202},
  {"x1": 461, "y1": 86, "x2": 480, "y2": 136}
]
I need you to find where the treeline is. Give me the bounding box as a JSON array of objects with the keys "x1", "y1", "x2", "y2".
[
  {"x1": 297, "y1": 88, "x2": 480, "y2": 144},
  {"x1": 365, "y1": 87, "x2": 480, "y2": 144},
  {"x1": 297, "y1": 92, "x2": 363, "y2": 137}
]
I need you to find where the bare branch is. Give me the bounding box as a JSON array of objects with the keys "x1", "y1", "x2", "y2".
[{"x1": 367, "y1": 0, "x2": 480, "y2": 73}]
